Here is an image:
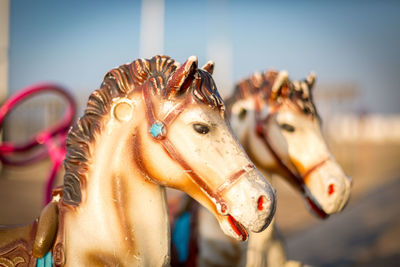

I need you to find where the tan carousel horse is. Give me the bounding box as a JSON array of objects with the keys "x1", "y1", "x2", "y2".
[
  {"x1": 173, "y1": 67, "x2": 352, "y2": 266},
  {"x1": 0, "y1": 55, "x2": 276, "y2": 266}
]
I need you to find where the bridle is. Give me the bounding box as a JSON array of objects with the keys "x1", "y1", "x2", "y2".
[
  {"x1": 253, "y1": 97, "x2": 329, "y2": 219},
  {"x1": 142, "y1": 84, "x2": 255, "y2": 215}
]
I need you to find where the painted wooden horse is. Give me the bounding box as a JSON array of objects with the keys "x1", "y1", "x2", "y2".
[
  {"x1": 0, "y1": 55, "x2": 277, "y2": 266},
  {"x1": 176, "y1": 67, "x2": 352, "y2": 266}
]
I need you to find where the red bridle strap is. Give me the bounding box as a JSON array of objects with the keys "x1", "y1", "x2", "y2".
[
  {"x1": 255, "y1": 112, "x2": 304, "y2": 191},
  {"x1": 142, "y1": 88, "x2": 252, "y2": 215},
  {"x1": 254, "y1": 109, "x2": 328, "y2": 219},
  {"x1": 301, "y1": 157, "x2": 329, "y2": 181},
  {"x1": 215, "y1": 164, "x2": 255, "y2": 196}
]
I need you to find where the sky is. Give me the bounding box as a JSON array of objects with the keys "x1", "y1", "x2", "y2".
[{"x1": 8, "y1": 0, "x2": 400, "y2": 114}]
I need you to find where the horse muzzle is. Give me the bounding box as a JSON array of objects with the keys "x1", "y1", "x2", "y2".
[
  {"x1": 305, "y1": 159, "x2": 352, "y2": 214},
  {"x1": 219, "y1": 168, "x2": 276, "y2": 240}
]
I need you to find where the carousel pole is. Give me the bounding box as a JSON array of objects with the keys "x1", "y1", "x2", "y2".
[
  {"x1": 0, "y1": 0, "x2": 9, "y2": 174},
  {"x1": 206, "y1": 0, "x2": 233, "y2": 99},
  {"x1": 0, "y1": 0, "x2": 9, "y2": 102},
  {"x1": 139, "y1": 0, "x2": 165, "y2": 58}
]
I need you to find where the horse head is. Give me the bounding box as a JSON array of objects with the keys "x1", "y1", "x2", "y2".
[
  {"x1": 227, "y1": 70, "x2": 351, "y2": 217},
  {"x1": 62, "y1": 56, "x2": 275, "y2": 261},
  {"x1": 134, "y1": 56, "x2": 276, "y2": 240}
]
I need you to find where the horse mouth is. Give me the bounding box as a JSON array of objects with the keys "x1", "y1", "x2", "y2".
[
  {"x1": 228, "y1": 214, "x2": 248, "y2": 241},
  {"x1": 305, "y1": 196, "x2": 329, "y2": 219}
]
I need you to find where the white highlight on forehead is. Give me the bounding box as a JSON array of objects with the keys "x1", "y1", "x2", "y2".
[
  {"x1": 276, "y1": 109, "x2": 297, "y2": 122},
  {"x1": 275, "y1": 109, "x2": 329, "y2": 165},
  {"x1": 179, "y1": 106, "x2": 214, "y2": 125},
  {"x1": 160, "y1": 100, "x2": 178, "y2": 116}
]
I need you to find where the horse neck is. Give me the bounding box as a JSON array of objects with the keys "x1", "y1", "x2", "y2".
[{"x1": 62, "y1": 111, "x2": 170, "y2": 266}]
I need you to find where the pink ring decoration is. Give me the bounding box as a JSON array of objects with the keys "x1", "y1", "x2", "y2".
[{"x1": 0, "y1": 83, "x2": 76, "y2": 204}]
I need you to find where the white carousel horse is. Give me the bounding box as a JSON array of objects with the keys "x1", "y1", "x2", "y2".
[
  {"x1": 0, "y1": 55, "x2": 276, "y2": 266},
  {"x1": 174, "y1": 66, "x2": 352, "y2": 267}
]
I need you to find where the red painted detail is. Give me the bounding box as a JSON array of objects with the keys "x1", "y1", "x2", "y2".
[
  {"x1": 328, "y1": 184, "x2": 335, "y2": 195},
  {"x1": 257, "y1": 195, "x2": 266, "y2": 211},
  {"x1": 219, "y1": 203, "x2": 228, "y2": 214},
  {"x1": 255, "y1": 123, "x2": 264, "y2": 136},
  {"x1": 228, "y1": 215, "x2": 248, "y2": 241}
]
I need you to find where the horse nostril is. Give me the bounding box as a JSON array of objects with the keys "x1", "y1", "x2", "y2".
[
  {"x1": 328, "y1": 184, "x2": 335, "y2": 195},
  {"x1": 257, "y1": 195, "x2": 267, "y2": 211}
]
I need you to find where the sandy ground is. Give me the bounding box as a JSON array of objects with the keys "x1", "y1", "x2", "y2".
[
  {"x1": 286, "y1": 178, "x2": 400, "y2": 267},
  {"x1": 0, "y1": 142, "x2": 399, "y2": 266}
]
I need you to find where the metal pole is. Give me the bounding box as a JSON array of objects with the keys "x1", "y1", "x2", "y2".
[
  {"x1": 139, "y1": 0, "x2": 164, "y2": 59},
  {"x1": 0, "y1": 0, "x2": 9, "y2": 101},
  {"x1": 206, "y1": 0, "x2": 233, "y2": 99},
  {"x1": 0, "y1": 0, "x2": 8, "y2": 173}
]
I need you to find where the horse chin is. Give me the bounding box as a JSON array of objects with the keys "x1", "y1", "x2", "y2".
[
  {"x1": 219, "y1": 214, "x2": 249, "y2": 241},
  {"x1": 304, "y1": 194, "x2": 329, "y2": 219}
]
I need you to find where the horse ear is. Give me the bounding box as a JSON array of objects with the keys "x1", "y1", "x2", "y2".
[
  {"x1": 270, "y1": 70, "x2": 289, "y2": 100},
  {"x1": 201, "y1": 61, "x2": 214, "y2": 75},
  {"x1": 165, "y1": 56, "x2": 198, "y2": 97},
  {"x1": 306, "y1": 71, "x2": 316, "y2": 90}
]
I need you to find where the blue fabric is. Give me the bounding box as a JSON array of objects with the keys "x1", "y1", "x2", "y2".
[
  {"x1": 172, "y1": 212, "x2": 191, "y2": 262},
  {"x1": 36, "y1": 251, "x2": 53, "y2": 267}
]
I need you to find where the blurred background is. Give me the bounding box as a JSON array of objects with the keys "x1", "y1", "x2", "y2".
[{"x1": 0, "y1": 0, "x2": 399, "y2": 266}]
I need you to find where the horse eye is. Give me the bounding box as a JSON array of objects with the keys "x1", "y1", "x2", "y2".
[
  {"x1": 193, "y1": 123, "x2": 210, "y2": 134},
  {"x1": 280, "y1": 123, "x2": 295, "y2": 132},
  {"x1": 238, "y1": 108, "x2": 247, "y2": 120}
]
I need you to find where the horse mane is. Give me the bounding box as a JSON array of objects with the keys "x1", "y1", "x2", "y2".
[
  {"x1": 63, "y1": 55, "x2": 224, "y2": 206},
  {"x1": 226, "y1": 70, "x2": 319, "y2": 118},
  {"x1": 290, "y1": 77, "x2": 319, "y2": 118},
  {"x1": 225, "y1": 70, "x2": 278, "y2": 114}
]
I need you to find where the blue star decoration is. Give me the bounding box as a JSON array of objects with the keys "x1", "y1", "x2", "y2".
[{"x1": 150, "y1": 121, "x2": 166, "y2": 139}]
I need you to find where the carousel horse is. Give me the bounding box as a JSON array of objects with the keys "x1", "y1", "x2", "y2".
[
  {"x1": 0, "y1": 55, "x2": 277, "y2": 266},
  {"x1": 172, "y1": 67, "x2": 352, "y2": 266}
]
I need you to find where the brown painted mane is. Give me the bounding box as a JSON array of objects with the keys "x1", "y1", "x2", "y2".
[
  {"x1": 226, "y1": 70, "x2": 319, "y2": 119},
  {"x1": 63, "y1": 55, "x2": 224, "y2": 206},
  {"x1": 227, "y1": 70, "x2": 279, "y2": 105}
]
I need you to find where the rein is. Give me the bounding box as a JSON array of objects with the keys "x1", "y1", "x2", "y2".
[
  {"x1": 142, "y1": 87, "x2": 252, "y2": 215},
  {"x1": 301, "y1": 157, "x2": 330, "y2": 181},
  {"x1": 253, "y1": 99, "x2": 328, "y2": 219}
]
